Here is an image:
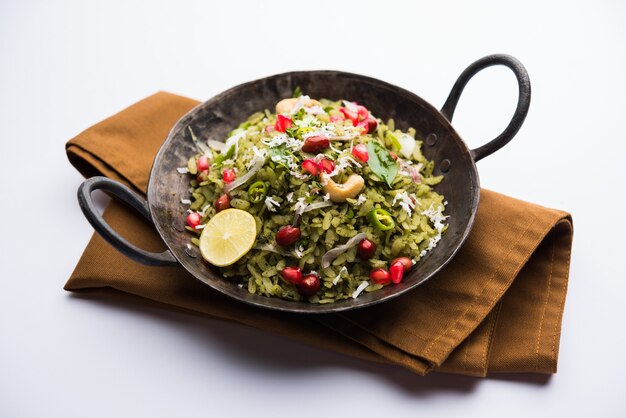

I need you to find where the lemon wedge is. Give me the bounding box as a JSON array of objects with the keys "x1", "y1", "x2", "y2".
[{"x1": 199, "y1": 209, "x2": 257, "y2": 267}]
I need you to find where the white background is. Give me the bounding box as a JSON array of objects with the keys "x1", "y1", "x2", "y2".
[{"x1": 1, "y1": 1, "x2": 625, "y2": 417}]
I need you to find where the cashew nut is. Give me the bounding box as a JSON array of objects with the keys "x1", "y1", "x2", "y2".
[
  {"x1": 275, "y1": 97, "x2": 322, "y2": 114},
  {"x1": 321, "y1": 173, "x2": 365, "y2": 203}
]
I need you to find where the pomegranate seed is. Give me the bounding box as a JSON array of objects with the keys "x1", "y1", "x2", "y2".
[
  {"x1": 356, "y1": 117, "x2": 378, "y2": 134},
  {"x1": 302, "y1": 159, "x2": 319, "y2": 176},
  {"x1": 301, "y1": 135, "x2": 330, "y2": 153},
  {"x1": 196, "y1": 155, "x2": 209, "y2": 172},
  {"x1": 196, "y1": 169, "x2": 209, "y2": 183},
  {"x1": 351, "y1": 143, "x2": 369, "y2": 162},
  {"x1": 389, "y1": 151, "x2": 398, "y2": 160},
  {"x1": 319, "y1": 158, "x2": 335, "y2": 174},
  {"x1": 186, "y1": 212, "x2": 201, "y2": 228},
  {"x1": 281, "y1": 266, "x2": 303, "y2": 285},
  {"x1": 215, "y1": 194, "x2": 230, "y2": 212},
  {"x1": 298, "y1": 273, "x2": 321, "y2": 296},
  {"x1": 392, "y1": 257, "x2": 413, "y2": 272},
  {"x1": 329, "y1": 115, "x2": 344, "y2": 123},
  {"x1": 390, "y1": 261, "x2": 405, "y2": 284},
  {"x1": 339, "y1": 108, "x2": 359, "y2": 125},
  {"x1": 370, "y1": 268, "x2": 391, "y2": 285},
  {"x1": 276, "y1": 225, "x2": 301, "y2": 247},
  {"x1": 366, "y1": 118, "x2": 378, "y2": 133},
  {"x1": 222, "y1": 168, "x2": 236, "y2": 184},
  {"x1": 355, "y1": 104, "x2": 369, "y2": 120},
  {"x1": 275, "y1": 114, "x2": 293, "y2": 132},
  {"x1": 357, "y1": 238, "x2": 376, "y2": 260}
]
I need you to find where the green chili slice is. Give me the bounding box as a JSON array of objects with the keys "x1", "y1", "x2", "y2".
[
  {"x1": 367, "y1": 208, "x2": 395, "y2": 231},
  {"x1": 248, "y1": 181, "x2": 267, "y2": 203}
]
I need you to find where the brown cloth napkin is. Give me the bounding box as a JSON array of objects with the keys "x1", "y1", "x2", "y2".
[{"x1": 65, "y1": 92, "x2": 573, "y2": 377}]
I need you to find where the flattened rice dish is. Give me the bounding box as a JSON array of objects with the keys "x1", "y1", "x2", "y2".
[{"x1": 178, "y1": 90, "x2": 448, "y2": 303}]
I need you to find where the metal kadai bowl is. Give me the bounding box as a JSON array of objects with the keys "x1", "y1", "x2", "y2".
[{"x1": 78, "y1": 54, "x2": 531, "y2": 313}]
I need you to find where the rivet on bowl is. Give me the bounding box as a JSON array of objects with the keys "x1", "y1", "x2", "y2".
[
  {"x1": 173, "y1": 221, "x2": 185, "y2": 233},
  {"x1": 185, "y1": 246, "x2": 198, "y2": 258}
]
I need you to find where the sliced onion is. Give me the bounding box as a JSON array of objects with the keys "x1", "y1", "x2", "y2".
[
  {"x1": 293, "y1": 200, "x2": 334, "y2": 225},
  {"x1": 197, "y1": 142, "x2": 210, "y2": 154},
  {"x1": 207, "y1": 139, "x2": 225, "y2": 151},
  {"x1": 303, "y1": 201, "x2": 334, "y2": 213},
  {"x1": 321, "y1": 232, "x2": 367, "y2": 268},
  {"x1": 188, "y1": 126, "x2": 212, "y2": 154},
  {"x1": 407, "y1": 166, "x2": 421, "y2": 183},
  {"x1": 311, "y1": 153, "x2": 328, "y2": 164},
  {"x1": 253, "y1": 243, "x2": 298, "y2": 258},
  {"x1": 333, "y1": 266, "x2": 348, "y2": 285},
  {"x1": 399, "y1": 161, "x2": 422, "y2": 184},
  {"x1": 342, "y1": 100, "x2": 358, "y2": 112},
  {"x1": 397, "y1": 133, "x2": 416, "y2": 159},
  {"x1": 223, "y1": 156, "x2": 265, "y2": 193},
  {"x1": 293, "y1": 208, "x2": 303, "y2": 226},
  {"x1": 223, "y1": 132, "x2": 244, "y2": 158},
  {"x1": 352, "y1": 281, "x2": 369, "y2": 299},
  {"x1": 328, "y1": 142, "x2": 343, "y2": 154}
]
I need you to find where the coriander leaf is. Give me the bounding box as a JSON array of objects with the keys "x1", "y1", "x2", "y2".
[
  {"x1": 287, "y1": 126, "x2": 313, "y2": 140},
  {"x1": 366, "y1": 140, "x2": 398, "y2": 187},
  {"x1": 294, "y1": 108, "x2": 305, "y2": 120},
  {"x1": 293, "y1": 86, "x2": 302, "y2": 98},
  {"x1": 285, "y1": 127, "x2": 299, "y2": 138},
  {"x1": 268, "y1": 145, "x2": 291, "y2": 169}
]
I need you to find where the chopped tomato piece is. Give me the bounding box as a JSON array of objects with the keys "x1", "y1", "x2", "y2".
[{"x1": 275, "y1": 114, "x2": 293, "y2": 132}]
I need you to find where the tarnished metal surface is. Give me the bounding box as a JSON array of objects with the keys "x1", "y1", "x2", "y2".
[{"x1": 82, "y1": 55, "x2": 531, "y2": 313}]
